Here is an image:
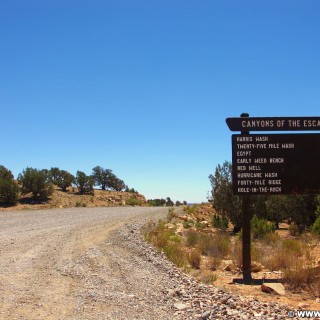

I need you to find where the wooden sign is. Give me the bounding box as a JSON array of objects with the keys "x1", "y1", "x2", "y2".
[
  {"x1": 226, "y1": 117, "x2": 320, "y2": 132},
  {"x1": 232, "y1": 133, "x2": 320, "y2": 195}
]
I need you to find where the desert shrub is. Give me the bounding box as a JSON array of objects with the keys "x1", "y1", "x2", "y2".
[
  {"x1": 231, "y1": 238, "x2": 261, "y2": 269},
  {"x1": 146, "y1": 219, "x2": 174, "y2": 249},
  {"x1": 0, "y1": 179, "x2": 20, "y2": 205},
  {"x1": 260, "y1": 232, "x2": 281, "y2": 246},
  {"x1": 282, "y1": 239, "x2": 303, "y2": 256},
  {"x1": 184, "y1": 205, "x2": 196, "y2": 215},
  {"x1": 212, "y1": 214, "x2": 228, "y2": 231},
  {"x1": 251, "y1": 215, "x2": 276, "y2": 239},
  {"x1": 188, "y1": 250, "x2": 201, "y2": 269},
  {"x1": 183, "y1": 220, "x2": 194, "y2": 229},
  {"x1": 167, "y1": 207, "x2": 176, "y2": 221},
  {"x1": 18, "y1": 167, "x2": 53, "y2": 200},
  {"x1": 289, "y1": 223, "x2": 300, "y2": 236},
  {"x1": 232, "y1": 238, "x2": 242, "y2": 269},
  {"x1": 208, "y1": 256, "x2": 222, "y2": 271},
  {"x1": 262, "y1": 238, "x2": 304, "y2": 271},
  {"x1": 199, "y1": 232, "x2": 230, "y2": 258},
  {"x1": 0, "y1": 166, "x2": 19, "y2": 205},
  {"x1": 311, "y1": 216, "x2": 320, "y2": 235},
  {"x1": 199, "y1": 273, "x2": 217, "y2": 284},
  {"x1": 163, "y1": 243, "x2": 187, "y2": 268},
  {"x1": 284, "y1": 267, "x2": 320, "y2": 297},
  {"x1": 126, "y1": 198, "x2": 142, "y2": 206},
  {"x1": 195, "y1": 222, "x2": 206, "y2": 230},
  {"x1": 145, "y1": 219, "x2": 187, "y2": 268},
  {"x1": 169, "y1": 234, "x2": 181, "y2": 243},
  {"x1": 186, "y1": 230, "x2": 200, "y2": 247}
]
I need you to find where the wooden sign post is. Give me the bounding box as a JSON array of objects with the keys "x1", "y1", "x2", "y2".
[{"x1": 226, "y1": 115, "x2": 320, "y2": 283}]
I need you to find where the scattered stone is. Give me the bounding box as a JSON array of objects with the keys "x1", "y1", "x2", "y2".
[
  {"x1": 201, "y1": 310, "x2": 211, "y2": 319},
  {"x1": 174, "y1": 302, "x2": 189, "y2": 310},
  {"x1": 261, "y1": 283, "x2": 285, "y2": 295},
  {"x1": 298, "y1": 302, "x2": 310, "y2": 309}
]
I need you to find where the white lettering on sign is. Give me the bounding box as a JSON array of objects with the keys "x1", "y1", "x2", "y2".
[
  {"x1": 303, "y1": 119, "x2": 320, "y2": 128},
  {"x1": 237, "y1": 172, "x2": 262, "y2": 178},
  {"x1": 237, "y1": 151, "x2": 252, "y2": 156},
  {"x1": 269, "y1": 187, "x2": 281, "y2": 192},
  {"x1": 241, "y1": 120, "x2": 274, "y2": 128},
  {"x1": 269, "y1": 158, "x2": 284, "y2": 164},
  {"x1": 232, "y1": 132, "x2": 320, "y2": 195},
  {"x1": 268, "y1": 179, "x2": 281, "y2": 185},
  {"x1": 255, "y1": 136, "x2": 268, "y2": 142},
  {"x1": 288, "y1": 120, "x2": 301, "y2": 127},
  {"x1": 254, "y1": 158, "x2": 267, "y2": 163},
  {"x1": 248, "y1": 165, "x2": 261, "y2": 171},
  {"x1": 237, "y1": 158, "x2": 252, "y2": 164},
  {"x1": 282, "y1": 143, "x2": 294, "y2": 148},
  {"x1": 237, "y1": 136, "x2": 253, "y2": 142},
  {"x1": 265, "y1": 172, "x2": 278, "y2": 178}
]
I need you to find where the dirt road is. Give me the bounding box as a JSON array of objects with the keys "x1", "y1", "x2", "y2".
[{"x1": 0, "y1": 207, "x2": 174, "y2": 320}]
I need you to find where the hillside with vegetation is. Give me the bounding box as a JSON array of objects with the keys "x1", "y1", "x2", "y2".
[{"x1": 0, "y1": 165, "x2": 146, "y2": 210}]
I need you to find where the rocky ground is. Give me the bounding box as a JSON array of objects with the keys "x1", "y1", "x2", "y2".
[{"x1": 0, "y1": 206, "x2": 318, "y2": 319}]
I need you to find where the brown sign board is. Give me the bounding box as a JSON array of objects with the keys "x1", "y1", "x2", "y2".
[
  {"x1": 232, "y1": 134, "x2": 320, "y2": 195},
  {"x1": 226, "y1": 117, "x2": 320, "y2": 132}
]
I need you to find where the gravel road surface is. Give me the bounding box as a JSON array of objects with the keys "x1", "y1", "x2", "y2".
[
  {"x1": 0, "y1": 207, "x2": 302, "y2": 320},
  {"x1": 0, "y1": 207, "x2": 174, "y2": 319}
]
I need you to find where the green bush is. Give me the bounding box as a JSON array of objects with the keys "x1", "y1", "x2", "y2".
[
  {"x1": 0, "y1": 165, "x2": 19, "y2": 205},
  {"x1": 311, "y1": 216, "x2": 320, "y2": 235},
  {"x1": 74, "y1": 171, "x2": 94, "y2": 195},
  {"x1": 251, "y1": 215, "x2": 276, "y2": 239},
  {"x1": 18, "y1": 167, "x2": 53, "y2": 200},
  {"x1": 183, "y1": 220, "x2": 194, "y2": 229},
  {"x1": 49, "y1": 167, "x2": 74, "y2": 192},
  {"x1": 198, "y1": 232, "x2": 230, "y2": 258},
  {"x1": 167, "y1": 207, "x2": 176, "y2": 221},
  {"x1": 163, "y1": 243, "x2": 187, "y2": 268},
  {"x1": 186, "y1": 230, "x2": 199, "y2": 247},
  {"x1": 212, "y1": 214, "x2": 228, "y2": 231},
  {"x1": 126, "y1": 198, "x2": 142, "y2": 206}
]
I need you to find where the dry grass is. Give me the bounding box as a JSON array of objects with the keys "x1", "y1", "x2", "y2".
[
  {"x1": 187, "y1": 249, "x2": 202, "y2": 269},
  {"x1": 145, "y1": 204, "x2": 320, "y2": 299}
]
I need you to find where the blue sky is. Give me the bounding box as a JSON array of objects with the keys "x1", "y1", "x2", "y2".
[{"x1": 1, "y1": 0, "x2": 319, "y2": 203}]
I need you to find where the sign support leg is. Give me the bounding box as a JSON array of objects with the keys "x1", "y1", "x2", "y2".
[
  {"x1": 242, "y1": 194, "x2": 252, "y2": 283},
  {"x1": 240, "y1": 113, "x2": 252, "y2": 284}
]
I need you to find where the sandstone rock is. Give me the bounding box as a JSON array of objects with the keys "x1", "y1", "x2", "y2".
[
  {"x1": 261, "y1": 283, "x2": 285, "y2": 295},
  {"x1": 251, "y1": 262, "x2": 263, "y2": 272},
  {"x1": 298, "y1": 302, "x2": 310, "y2": 309},
  {"x1": 174, "y1": 302, "x2": 189, "y2": 310}
]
